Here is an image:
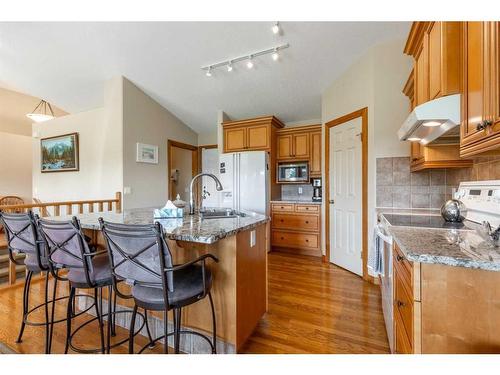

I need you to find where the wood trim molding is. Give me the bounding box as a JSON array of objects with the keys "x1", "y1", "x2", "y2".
[
  {"x1": 222, "y1": 115, "x2": 285, "y2": 129},
  {"x1": 275, "y1": 124, "x2": 321, "y2": 134},
  {"x1": 324, "y1": 107, "x2": 369, "y2": 282},
  {"x1": 167, "y1": 139, "x2": 199, "y2": 201},
  {"x1": 404, "y1": 22, "x2": 430, "y2": 57},
  {"x1": 410, "y1": 159, "x2": 473, "y2": 172},
  {"x1": 403, "y1": 68, "x2": 415, "y2": 97}
]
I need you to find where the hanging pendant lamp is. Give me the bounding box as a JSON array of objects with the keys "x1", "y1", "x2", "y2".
[{"x1": 26, "y1": 99, "x2": 55, "y2": 123}]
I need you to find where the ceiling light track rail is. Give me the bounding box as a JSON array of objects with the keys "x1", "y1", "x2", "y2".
[{"x1": 201, "y1": 43, "x2": 290, "y2": 72}]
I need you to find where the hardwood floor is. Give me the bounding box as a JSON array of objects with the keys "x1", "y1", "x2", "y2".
[
  {"x1": 240, "y1": 252, "x2": 389, "y2": 353},
  {"x1": 0, "y1": 252, "x2": 389, "y2": 354}
]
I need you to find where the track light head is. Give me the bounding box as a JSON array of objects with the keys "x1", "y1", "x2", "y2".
[
  {"x1": 272, "y1": 49, "x2": 279, "y2": 61},
  {"x1": 206, "y1": 67, "x2": 212, "y2": 77},
  {"x1": 227, "y1": 62, "x2": 233, "y2": 72},
  {"x1": 272, "y1": 22, "x2": 280, "y2": 35},
  {"x1": 247, "y1": 56, "x2": 254, "y2": 69}
]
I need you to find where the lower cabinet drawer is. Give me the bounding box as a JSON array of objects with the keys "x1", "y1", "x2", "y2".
[
  {"x1": 272, "y1": 213, "x2": 319, "y2": 232},
  {"x1": 272, "y1": 230, "x2": 319, "y2": 249}
]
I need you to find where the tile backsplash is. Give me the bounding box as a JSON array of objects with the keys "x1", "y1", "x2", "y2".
[
  {"x1": 377, "y1": 157, "x2": 464, "y2": 209},
  {"x1": 281, "y1": 184, "x2": 314, "y2": 201}
]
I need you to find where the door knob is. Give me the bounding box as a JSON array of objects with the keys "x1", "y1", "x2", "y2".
[{"x1": 329, "y1": 200, "x2": 334, "y2": 204}]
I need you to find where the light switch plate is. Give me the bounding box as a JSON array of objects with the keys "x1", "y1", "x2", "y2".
[
  {"x1": 298, "y1": 187, "x2": 303, "y2": 195},
  {"x1": 123, "y1": 186, "x2": 132, "y2": 195},
  {"x1": 250, "y1": 230, "x2": 256, "y2": 247}
]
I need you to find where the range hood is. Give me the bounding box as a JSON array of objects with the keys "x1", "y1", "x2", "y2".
[{"x1": 398, "y1": 94, "x2": 461, "y2": 145}]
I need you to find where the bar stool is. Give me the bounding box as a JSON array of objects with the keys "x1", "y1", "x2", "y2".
[
  {"x1": 0, "y1": 211, "x2": 54, "y2": 353},
  {"x1": 99, "y1": 219, "x2": 219, "y2": 354}
]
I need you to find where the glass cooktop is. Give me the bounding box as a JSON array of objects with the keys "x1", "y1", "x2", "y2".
[{"x1": 383, "y1": 214, "x2": 476, "y2": 230}]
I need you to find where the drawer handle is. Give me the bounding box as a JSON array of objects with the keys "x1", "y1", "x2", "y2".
[
  {"x1": 305, "y1": 239, "x2": 309, "y2": 242},
  {"x1": 396, "y1": 255, "x2": 404, "y2": 262},
  {"x1": 280, "y1": 219, "x2": 284, "y2": 222},
  {"x1": 397, "y1": 300, "x2": 405, "y2": 308},
  {"x1": 305, "y1": 221, "x2": 309, "y2": 224},
  {"x1": 280, "y1": 206, "x2": 284, "y2": 209},
  {"x1": 305, "y1": 207, "x2": 309, "y2": 210}
]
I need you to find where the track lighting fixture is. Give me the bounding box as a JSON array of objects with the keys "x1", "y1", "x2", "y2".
[
  {"x1": 246, "y1": 56, "x2": 254, "y2": 69},
  {"x1": 271, "y1": 48, "x2": 279, "y2": 61},
  {"x1": 201, "y1": 43, "x2": 289, "y2": 77},
  {"x1": 272, "y1": 22, "x2": 280, "y2": 34}
]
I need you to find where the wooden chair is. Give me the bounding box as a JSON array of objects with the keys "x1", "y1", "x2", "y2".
[{"x1": 0, "y1": 196, "x2": 25, "y2": 233}]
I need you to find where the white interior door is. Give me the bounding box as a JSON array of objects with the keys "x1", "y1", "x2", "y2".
[{"x1": 329, "y1": 117, "x2": 363, "y2": 276}]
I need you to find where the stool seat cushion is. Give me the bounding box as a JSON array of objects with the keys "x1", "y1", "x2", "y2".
[
  {"x1": 67, "y1": 255, "x2": 112, "y2": 288},
  {"x1": 24, "y1": 254, "x2": 49, "y2": 273},
  {"x1": 132, "y1": 264, "x2": 212, "y2": 310}
]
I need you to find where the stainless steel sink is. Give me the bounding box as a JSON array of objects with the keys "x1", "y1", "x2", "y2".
[{"x1": 199, "y1": 208, "x2": 246, "y2": 219}]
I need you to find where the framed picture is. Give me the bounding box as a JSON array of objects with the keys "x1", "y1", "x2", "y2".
[
  {"x1": 41, "y1": 132, "x2": 79, "y2": 173},
  {"x1": 136, "y1": 142, "x2": 158, "y2": 164}
]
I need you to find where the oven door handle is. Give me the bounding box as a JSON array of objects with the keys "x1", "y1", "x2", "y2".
[{"x1": 376, "y1": 225, "x2": 393, "y2": 245}]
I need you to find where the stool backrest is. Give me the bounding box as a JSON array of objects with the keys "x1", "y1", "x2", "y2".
[
  {"x1": 99, "y1": 220, "x2": 174, "y2": 292},
  {"x1": 37, "y1": 217, "x2": 92, "y2": 275},
  {"x1": 0, "y1": 211, "x2": 46, "y2": 269}
]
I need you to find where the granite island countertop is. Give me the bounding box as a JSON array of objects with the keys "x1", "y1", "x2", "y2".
[
  {"x1": 387, "y1": 224, "x2": 500, "y2": 272},
  {"x1": 48, "y1": 208, "x2": 269, "y2": 244}
]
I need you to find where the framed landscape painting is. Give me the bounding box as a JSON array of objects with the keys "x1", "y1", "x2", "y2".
[
  {"x1": 136, "y1": 142, "x2": 158, "y2": 164},
  {"x1": 41, "y1": 132, "x2": 79, "y2": 173}
]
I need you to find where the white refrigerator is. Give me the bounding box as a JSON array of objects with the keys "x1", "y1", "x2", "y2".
[{"x1": 216, "y1": 151, "x2": 270, "y2": 216}]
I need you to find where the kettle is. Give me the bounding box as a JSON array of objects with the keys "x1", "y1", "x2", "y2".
[{"x1": 440, "y1": 199, "x2": 467, "y2": 222}]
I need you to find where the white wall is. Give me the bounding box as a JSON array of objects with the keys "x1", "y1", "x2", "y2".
[
  {"x1": 122, "y1": 77, "x2": 198, "y2": 209},
  {"x1": 32, "y1": 107, "x2": 123, "y2": 203},
  {"x1": 0, "y1": 132, "x2": 33, "y2": 201},
  {"x1": 321, "y1": 39, "x2": 412, "y2": 263}
]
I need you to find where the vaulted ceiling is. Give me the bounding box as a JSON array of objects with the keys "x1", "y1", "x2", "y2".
[{"x1": 0, "y1": 22, "x2": 410, "y2": 134}]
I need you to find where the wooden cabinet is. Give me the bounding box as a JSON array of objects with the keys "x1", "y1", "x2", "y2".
[
  {"x1": 222, "y1": 115, "x2": 284, "y2": 153},
  {"x1": 310, "y1": 131, "x2": 322, "y2": 177},
  {"x1": 403, "y1": 22, "x2": 472, "y2": 171},
  {"x1": 277, "y1": 132, "x2": 309, "y2": 160},
  {"x1": 271, "y1": 202, "x2": 321, "y2": 257},
  {"x1": 275, "y1": 124, "x2": 322, "y2": 176},
  {"x1": 405, "y1": 22, "x2": 461, "y2": 105},
  {"x1": 460, "y1": 22, "x2": 500, "y2": 157},
  {"x1": 392, "y1": 242, "x2": 500, "y2": 353}
]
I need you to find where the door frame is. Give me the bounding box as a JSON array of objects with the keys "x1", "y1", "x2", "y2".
[
  {"x1": 167, "y1": 140, "x2": 199, "y2": 201},
  {"x1": 324, "y1": 107, "x2": 369, "y2": 281}
]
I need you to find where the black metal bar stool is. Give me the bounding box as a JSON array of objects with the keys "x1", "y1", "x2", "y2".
[
  {"x1": 37, "y1": 216, "x2": 148, "y2": 354},
  {"x1": 99, "y1": 219, "x2": 219, "y2": 354}
]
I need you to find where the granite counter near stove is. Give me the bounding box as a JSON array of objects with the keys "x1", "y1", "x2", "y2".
[{"x1": 382, "y1": 214, "x2": 500, "y2": 272}]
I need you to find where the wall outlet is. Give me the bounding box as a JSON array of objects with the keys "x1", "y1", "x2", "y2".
[
  {"x1": 298, "y1": 187, "x2": 303, "y2": 195},
  {"x1": 123, "y1": 186, "x2": 132, "y2": 195},
  {"x1": 250, "y1": 230, "x2": 256, "y2": 247}
]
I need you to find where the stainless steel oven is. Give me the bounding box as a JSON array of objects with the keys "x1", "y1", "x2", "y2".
[{"x1": 277, "y1": 162, "x2": 309, "y2": 183}]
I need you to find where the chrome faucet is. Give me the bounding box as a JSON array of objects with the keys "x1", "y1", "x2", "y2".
[{"x1": 189, "y1": 173, "x2": 223, "y2": 215}]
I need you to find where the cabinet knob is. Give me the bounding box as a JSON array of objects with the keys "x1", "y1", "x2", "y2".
[
  {"x1": 484, "y1": 120, "x2": 493, "y2": 127},
  {"x1": 280, "y1": 219, "x2": 284, "y2": 222},
  {"x1": 305, "y1": 221, "x2": 309, "y2": 224},
  {"x1": 280, "y1": 237, "x2": 284, "y2": 240},
  {"x1": 305, "y1": 239, "x2": 309, "y2": 242},
  {"x1": 305, "y1": 207, "x2": 309, "y2": 210},
  {"x1": 397, "y1": 300, "x2": 405, "y2": 308},
  {"x1": 477, "y1": 121, "x2": 488, "y2": 131},
  {"x1": 396, "y1": 255, "x2": 404, "y2": 262}
]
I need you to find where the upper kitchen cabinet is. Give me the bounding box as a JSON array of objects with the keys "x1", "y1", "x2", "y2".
[
  {"x1": 460, "y1": 22, "x2": 500, "y2": 157},
  {"x1": 222, "y1": 115, "x2": 284, "y2": 153},
  {"x1": 405, "y1": 22, "x2": 461, "y2": 105},
  {"x1": 275, "y1": 125, "x2": 322, "y2": 176},
  {"x1": 277, "y1": 130, "x2": 309, "y2": 160}
]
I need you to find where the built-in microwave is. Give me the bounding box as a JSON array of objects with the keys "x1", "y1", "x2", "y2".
[{"x1": 277, "y1": 162, "x2": 309, "y2": 183}]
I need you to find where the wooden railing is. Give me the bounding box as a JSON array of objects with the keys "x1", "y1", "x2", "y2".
[{"x1": 0, "y1": 192, "x2": 121, "y2": 286}]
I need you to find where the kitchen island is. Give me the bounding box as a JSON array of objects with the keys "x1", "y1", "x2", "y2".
[{"x1": 50, "y1": 208, "x2": 269, "y2": 353}]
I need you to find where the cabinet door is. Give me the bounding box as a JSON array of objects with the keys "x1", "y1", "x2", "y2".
[
  {"x1": 277, "y1": 134, "x2": 293, "y2": 159},
  {"x1": 224, "y1": 127, "x2": 246, "y2": 152},
  {"x1": 293, "y1": 133, "x2": 309, "y2": 159},
  {"x1": 489, "y1": 22, "x2": 500, "y2": 137},
  {"x1": 428, "y1": 22, "x2": 442, "y2": 99},
  {"x1": 246, "y1": 124, "x2": 270, "y2": 150},
  {"x1": 310, "y1": 131, "x2": 322, "y2": 176},
  {"x1": 461, "y1": 22, "x2": 488, "y2": 146},
  {"x1": 415, "y1": 36, "x2": 429, "y2": 106}
]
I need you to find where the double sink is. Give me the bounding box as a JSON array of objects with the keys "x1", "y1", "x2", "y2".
[{"x1": 199, "y1": 208, "x2": 247, "y2": 220}]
